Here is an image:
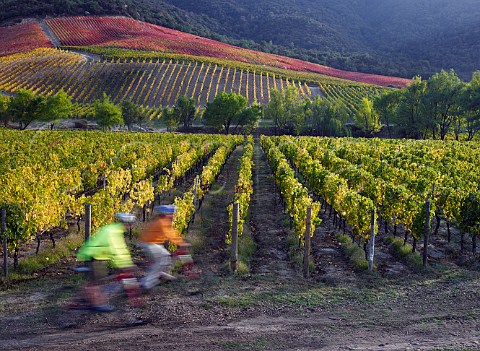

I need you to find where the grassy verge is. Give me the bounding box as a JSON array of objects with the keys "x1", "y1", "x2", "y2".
[
  {"x1": 235, "y1": 221, "x2": 257, "y2": 275},
  {"x1": 0, "y1": 231, "x2": 84, "y2": 289},
  {"x1": 385, "y1": 236, "x2": 423, "y2": 271},
  {"x1": 336, "y1": 233, "x2": 370, "y2": 271}
]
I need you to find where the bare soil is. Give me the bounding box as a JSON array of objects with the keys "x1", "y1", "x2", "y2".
[{"x1": 1, "y1": 141, "x2": 480, "y2": 351}]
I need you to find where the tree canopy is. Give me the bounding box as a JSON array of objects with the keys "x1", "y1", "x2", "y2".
[
  {"x1": 121, "y1": 100, "x2": 148, "y2": 130},
  {"x1": 374, "y1": 69, "x2": 480, "y2": 140},
  {"x1": 7, "y1": 89, "x2": 45, "y2": 130},
  {"x1": 175, "y1": 95, "x2": 196, "y2": 129},
  {"x1": 354, "y1": 97, "x2": 381, "y2": 135},
  {"x1": 41, "y1": 89, "x2": 73, "y2": 129},
  {"x1": 94, "y1": 93, "x2": 123, "y2": 130},
  {"x1": 203, "y1": 92, "x2": 260, "y2": 134}
]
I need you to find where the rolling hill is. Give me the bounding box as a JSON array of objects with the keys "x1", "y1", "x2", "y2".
[
  {"x1": 1, "y1": 0, "x2": 478, "y2": 80},
  {"x1": 0, "y1": 16, "x2": 401, "y2": 117}
]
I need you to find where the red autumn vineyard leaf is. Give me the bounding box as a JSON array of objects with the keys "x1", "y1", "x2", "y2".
[
  {"x1": 45, "y1": 16, "x2": 410, "y2": 88},
  {"x1": 0, "y1": 21, "x2": 54, "y2": 57}
]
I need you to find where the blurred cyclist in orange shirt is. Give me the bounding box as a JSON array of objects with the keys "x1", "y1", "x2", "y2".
[{"x1": 138, "y1": 205, "x2": 189, "y2": 290}]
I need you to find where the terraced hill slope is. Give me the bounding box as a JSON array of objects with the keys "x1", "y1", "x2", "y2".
[
  {"x1": 0, "y1": 16, "x2": 401, "y2": 114},
  {"x1": 0, "y1": 49, "x2": 321, "y2": 110},
  {"x1": 43, "y1": 16, "x2": 410, "y2": 88}
]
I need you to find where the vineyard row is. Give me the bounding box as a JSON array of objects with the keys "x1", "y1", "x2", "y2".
[{"x1": 0, "y1": 49, "x2": 317, "y2": 109}]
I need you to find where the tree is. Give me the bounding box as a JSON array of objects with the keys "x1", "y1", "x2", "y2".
[
  {"x1": 395, "y1": 76, "x2": 427, "y2": 139},
  {"x1": 459, "y1": 71, "x2": 480, "y2": 140},
  {"x1": 137, "y1": 105, "x2": 150, "y2": 127},
  {"x1": 94, "y1": 93, "x2": 123, "y2": 130},
  {"x1": 161, "y1": 106, "x2": 179, "y2": 131},
  {"x1": 234, "y1": 103, "x2": 261, "y2": 134},
  {"x1": 0, "y1": 94, "x2": 11, "y2": 127},
  {"x1": 121, "y1": 100, "x2": 148, "y2": 131},
  {"x1": 305, "y1": 97, "x2": 348, "y2": 136},
  {"x1": 354, "y1": 97, "x2": 381, "y2": 135},
  {"x1": 282, "y1": 86, "x2": 305, "y2": 135},
  {"x1": 263, "y1": 89, "x2": 285, "y2": 135},
  {"x1": 8, "y1": 89, "x2": 45, "y2": 130},
  {"x1": 424, "y1": 69, "x2": 464, "y2": 140},
  {"x1": 264, "y1": 87, "x2": 306, "y2": 134},
  {"x1": 203, "y1": 92, "x2": 254, "y2": 134},
  {"x1": 41, "y1": 89, "x2": 73, "y2": 129},
  {"x1": 374, "y1": 90, "x2": 401, "y2": 138},
  {"x1": 174, "y1": 95, "x2": 196, "y2": 129}
]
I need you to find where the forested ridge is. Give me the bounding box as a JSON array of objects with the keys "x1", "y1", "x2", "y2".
[{"x1": 0, "y1": 0, "x2": 479, "y2": 81}]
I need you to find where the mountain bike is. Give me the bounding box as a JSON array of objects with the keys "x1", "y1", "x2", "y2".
[{"x1": 46, "y1": 265, "x2": 145, "y2": 329}]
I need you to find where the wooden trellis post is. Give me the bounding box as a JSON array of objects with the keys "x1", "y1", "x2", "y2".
[
  {"x1": 2, "y1": 209, "x2": 7, "y2": 278},
  {"x1": 423, "y1": 199, "x2": 431, "y2": 268},
  {"x1": 368, "y1": 210, "x2": 376, "y2": 272},
  {"x1": 231, "y1": 202, "x2": 239, "y2": 273},
  {"x1": 303, "y1": 206, "x2": 312, "y2": 278},
  {"x1": 85, "y1": 203, "x2": 92, "y2": 242}
]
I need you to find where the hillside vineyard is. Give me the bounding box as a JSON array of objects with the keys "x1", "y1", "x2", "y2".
[
  {"x1": 42, "y1": 16, "x2": 410, "y2": 87},
  {"x1": 0, "y1": 16, "x2": 407, "y2": 116},
  {"x1": 0, "y1": 49, "x2": 318, "y2": 109}
]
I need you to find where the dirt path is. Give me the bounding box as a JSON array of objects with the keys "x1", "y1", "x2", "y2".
[
  {"x1": 39, "y1": 20, "x2": 61, "y2": 47},
  {"x1": 1, "y1": 140, "x2": 480, "y2": 351},
  {"x1": 250, "y1": 141, "x2": 295, "y2": 277},
  {"x1": 187, "y1": 145, "x2": 243, "y2": 271},
  {"x1": 38, "y1": 21, "x2": 101, "y2": 63},
  {"x1": 2, "y1": 265, "x2": 479, "y2": 351},
  {"x1": 311, "y1": 214, "x2": 359, "y2": 284}
]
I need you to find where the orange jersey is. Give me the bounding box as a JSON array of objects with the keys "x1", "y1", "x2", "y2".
[{"x1": 139, "y1": 217, "x2": 185, "y2": 245}]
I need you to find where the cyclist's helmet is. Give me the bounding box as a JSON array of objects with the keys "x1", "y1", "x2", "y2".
[
  {"x1": 153, "y1": 205, "x2": 176, "y2": 215},
  {"x1": 115, "y1": 212, "x2": 137, "y2": 223}
]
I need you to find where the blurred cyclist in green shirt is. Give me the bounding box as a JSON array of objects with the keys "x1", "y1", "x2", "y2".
[{"x1": 75, "y1": 213, "x2": 136, "y2": 312}]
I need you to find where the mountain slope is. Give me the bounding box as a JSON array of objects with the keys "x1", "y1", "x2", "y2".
[
  {"x1": 1, "y1": 0, "x2": 478, "y2": 80},
  {"x1": 0, "y1": 17, "x2": 387, "y2": 115},
  {"x1": 41, "y1": 16, "x2": 410, "y2": 87},
  {"x1": 152, "y1": 0, "x2": 480, "y2": 80}
]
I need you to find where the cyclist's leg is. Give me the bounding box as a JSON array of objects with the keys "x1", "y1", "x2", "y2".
[
  {"x1": 84, "y1": 259, "x2": 111, "y2": 309},
  {"x1": 140, "y1": 243, "x2": 172, "y2": 289}
]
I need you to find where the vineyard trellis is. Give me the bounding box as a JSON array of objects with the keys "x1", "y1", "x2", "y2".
[
  {"x1": 0, "y1": 46, "x2": 393, "y2": 119},
  {"x1": 0, "y1": 130, "x2": 242, "y2": 271},
  {"x1": 264, "y1": 135, "x2": 480, "y2": 264}
]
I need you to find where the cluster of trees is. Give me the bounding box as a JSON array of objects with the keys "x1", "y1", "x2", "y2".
[
  {"x1": 162, "y1": 92, "x2": 261, "y2": 134},
  {"x1": 202, "y1": 92, "x2": 261, "y2": 134},
  {"x1": 262, "y1": 69, "x2": 480, "y2": 141},
  {"x1": 264, "y1": 86, "x2": 350, "y2": 137},
  {"x1": 0, "y1": 88, "x2": 261, "y2": 134},
  {"x1": 0, "y1": 89, "x2": 73, "y2": 130},
  {"x1": 94, "y1": 94, "x2": 150, "y2": 131},
  {"x1": 371, "y1": 70, "x2": 480, "y2": 140},
  {"x1": 0, "y1": 89, "x2": 150, "y2": 131},
  {"x1": 3, "y1": 68, "x2": 478, "y2": 140},
  {"x1": 161, "y1": 95, "x2": 196, "y2": 131}
]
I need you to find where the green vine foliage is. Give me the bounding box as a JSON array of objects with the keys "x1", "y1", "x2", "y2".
[
  {"x1": 460, "y1": 192, "x2": 480, "y2": 236},
  {"x1": 0, "y1": 203, "x2": 33, "y2": 252}
]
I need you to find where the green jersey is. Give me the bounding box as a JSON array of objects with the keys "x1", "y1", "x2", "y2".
[{"x1": 77, "y1": 223, "x2": 133, "y2": 268}]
